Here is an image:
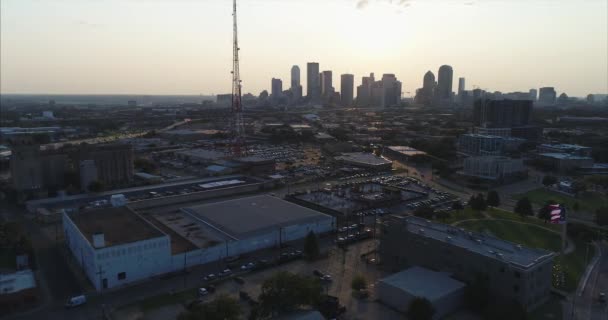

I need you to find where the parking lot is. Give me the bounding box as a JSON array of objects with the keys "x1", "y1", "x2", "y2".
[{"x1": 113, "y1": 239, "x2": 401, "y2": 320}]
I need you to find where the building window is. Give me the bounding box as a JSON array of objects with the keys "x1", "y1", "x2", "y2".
[{"x1": 118, "y1": 272, "x2": 126, "y2": 280}]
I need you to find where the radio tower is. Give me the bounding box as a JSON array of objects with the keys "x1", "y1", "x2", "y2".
[{"x1": 229, "y1": 0, "x2": 246, "y2": 157}]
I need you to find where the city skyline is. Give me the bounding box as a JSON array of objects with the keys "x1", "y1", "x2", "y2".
[{"x1": 1, "y1": 0, "x2": 607, "y2": 97}]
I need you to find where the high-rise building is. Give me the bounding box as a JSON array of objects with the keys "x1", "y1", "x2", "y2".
[
  {"x1": 291, "y1": 65, "x2": 300, "y2": 88},
  {"x1": 380, "y1": 74, "x2": 402, "y2": 107},
  {"x1": 436, "y1": 65, "x2": 453, "y2": 105},
  {"x1": 473, "y1": 99, "x2": 533, "y2": 128},
  {"x1": 290, "y1": 66, "x2": 302, "y2": 105},
  {"x1": 271, "y1": 78, "x2": 283, "y2": 99},
  {"x1": 356, "y1": 73, "x2": 375, "y2": 107},
  {"x1": 415, "y1": 71, "x2": 436, "y2": 106},
  {"x1": 306, "y1": 62, "x2": 320, "y2": 103},
  {"x1": 458, "y1": 77, "x2": 465, "y2": 95},
  {"x1": 320, "y1": 71, "x2": 334, "y2": 103},
  {"x1": 538, "y1": 87, "x2": 556, "y2": 105},
  {"x1": 340, "y1": 74, "x2": 354, "y2": 107},
  {"x1": 72, "y1": 144, "x2": 134, "y2": 188},
  {"x1": 529, "y1": 89, "x2": 537, "y2": 101}
]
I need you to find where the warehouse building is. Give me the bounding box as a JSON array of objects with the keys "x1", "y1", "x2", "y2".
[
  {"x1": 382, "y1": 146, "x2": 427, "y2": 163},
  {"x1": 380, "y1": 216, "x2": 554, "y2": 310},
  {"x1": 378, "y1": 266, "x2": 465, "y2": 319},
  {"x1": 181, "y1": 195, "x2": 336, "y2": 256},
  {"x1": 63, "y1": 195, "x2": 335, "y2": 291},
  {"x1": 334, "y1": 152, "x2": 392, "y2": 170},
  {"x1": 63, "y1": 207, "x2": 171, "y2": 291}
]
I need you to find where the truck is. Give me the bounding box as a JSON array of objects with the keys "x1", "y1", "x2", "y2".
[{"x1": 65, "y1": 295, "x2": 87, "y2": 308}]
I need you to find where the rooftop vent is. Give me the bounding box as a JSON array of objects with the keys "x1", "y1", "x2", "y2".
[{"x1": 92, "y1": 232, "x2": 105, "y2": 248}]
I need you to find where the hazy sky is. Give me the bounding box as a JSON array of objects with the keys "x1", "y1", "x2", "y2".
[{"x1": 1, "y1": 0, "x2": 607, "y2": 97}]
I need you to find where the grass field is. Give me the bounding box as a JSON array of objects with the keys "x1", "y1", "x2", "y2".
[
  {"x1": 126, "y1": 288, "x2": 197, "y2": 312},
  {"x1": 439, "y1": 207, "x2": 485, "y2": 224},
  {"x1": 514, "y1": 188, "x2": 607, "y2": 213},
  {"x1": 458, "y1": 220, "x2": 562, "y2": 252},
  {"x1": 457, "y1": 219, "x2": 591, "y2": 292},
  {"x1": 486, "y1": 207, "x2": 562, "y2": 231}
]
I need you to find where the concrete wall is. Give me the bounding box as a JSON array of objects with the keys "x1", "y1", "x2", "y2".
[
  {"x1": 63, "y1": 212, "x2": 172, "y2": 291},
  {"x1": 377, "y1": 281, "x2": 464, "y2": 319}
]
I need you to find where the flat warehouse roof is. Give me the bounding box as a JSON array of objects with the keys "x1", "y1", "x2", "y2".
[
  {"x1": 68, "y1": 207, "x2": 165, "y2": 247},
  {"x1": 380, "y1": 266, "x2": 465, "y2": 301},
  {"x1": 182, "y1": 195, "x2": 333, "y2": 239}
]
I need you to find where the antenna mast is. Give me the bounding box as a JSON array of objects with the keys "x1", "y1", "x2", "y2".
[{"x1": 230, "y1": 0, "x2": 246, "y2": 157}]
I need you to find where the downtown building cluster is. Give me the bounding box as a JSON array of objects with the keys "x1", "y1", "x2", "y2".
[{"x1": 267, "y1": 62, "x2": 402, "y2": 108}]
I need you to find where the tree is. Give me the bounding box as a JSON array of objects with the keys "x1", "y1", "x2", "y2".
[
  {"x1": 596, "y1": 207, "x2": 608, "y2": 226},
  {"x1": 303, "y1": 231, "x2": 320, "y2": 261},
  {"x1": 538, "y1": 204, "x2": 552, "y2": 223},
  {"x1": 178, "y1": 294, "x2": 242, "y2": 320},
  {"x1": 407, "y1": 297, "x2": 435, "y2": 320},
  {"x1": 451, "y1": 200, "x2": 464, "y2": 211},
  {"x1": 486, "y1": 191, "x2": 500, "y2": 207},
  {"x1": 573, "y1": 202, "x2": 580, "y2": 212},
  {"x1": 514, "y1": 197, "x2": 533, "y2": 218},
  {"x1": 436, "y1": 210, "x2": 451, "y2": 221},
  {"x1": 413, "y1": 205, "x2": 435, "y2": 219},
  {"x1": 470, "y1": 194, "x2": 487, "y2": 211},
  {"x1": 258, "y1": 272, "x2": 322, "y2": 317},
  {"x1": 542, "y1": 175, "x2": 557, "y2": 187},
  {"x1": 351, "y1": 274, "x2": 367, "y2": 291},
  {"x1": 571, "y1": 180, "x2": 588, "y2": 195},
  {"x1": 88, "y1": 180, "x2": 104, "y2": 193}
]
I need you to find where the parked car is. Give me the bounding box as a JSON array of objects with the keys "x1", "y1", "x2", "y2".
[
  {"x1": 65, "y1": 295, "x2": 87, "y2": 308},
  {"x1": 198, "y1": 288, "x2": 209, "y2": 297},
  {"x1": 219, "y1": 269, "x2": 232, "y2": 277},
  {"x1": 600, "y1": 292, "x2": 606, "y2": 303},
  {"x1": 321, "y1": 274, "x2": 333, "y2": 282},
  {"x1": 203, "y1": 274, "x2": 216, "y2": 281}
]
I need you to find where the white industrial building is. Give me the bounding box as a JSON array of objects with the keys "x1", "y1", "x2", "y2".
[
  {"x1": 63, "y1": 195, "x2": 335, "y2": 291},
  {"x1": 378, "y1": 266, "x2": 466, "y2": 319}
]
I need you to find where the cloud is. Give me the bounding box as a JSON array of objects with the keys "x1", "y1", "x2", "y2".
[
  {"x1": 73, "y1": 19, "x2": 104, "y2": 28},
  {"x1": 356, "y1": 0, "x2": 370, "y2": 9},
  {"x1": 464, "y1": 1, "x2": 476, "y2": 5},
  {"x1": 357, "y1": 0, "x2": 412, "y2": 10}
]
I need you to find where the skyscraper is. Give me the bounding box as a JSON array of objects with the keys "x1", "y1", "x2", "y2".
[
  {"x1": 538, "y1": 87, "x2": 556, "y2": 105},
  {"x1": 340, "y1": 74, "x2": 354, "y2": 107},
  {"x1": 356, "y1": 73, "x2": 375, "y2": 107},
  {"x1": 321, "y1": 71, "x2": 333, "y2": 103},
  {"x1": 290, "y1": 65, "x2": 302, "y2": 104},
  {"x1": 458, "y1": 77, "x2": 465, "y2": 95},
  {"x1": 291, "y1": 65, "x2": 300, "y2": 88},
  {"x1": 473, "y1": 99, "x2": 532, "y2": 128},
  {"x1": 306, "y1": 62, "x2": 320, "y2": 103},
  {"x1": 415, "y1": 71, "x2": 436, "y2": 106},
  {"x1": 271, "y1": 78, "x2": 283, "y2": 105},
  {"x1": 529, "y1": 89, "x2": 537, "y2": 101},
  {"x1": 436, "y1": 65, "x2": 453, "y2": 105}
]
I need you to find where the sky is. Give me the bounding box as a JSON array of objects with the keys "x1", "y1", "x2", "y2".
[{"x1": 1, "y1": 0, "x2": 607, "y2": 97}]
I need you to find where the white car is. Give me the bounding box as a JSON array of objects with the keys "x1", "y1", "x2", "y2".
[
  {"x1": 65, "y1": 295, "x2": 87, "y2": 308},
  {"x1": 198, "y1": 288, "x2": 209, "y2": 297}
]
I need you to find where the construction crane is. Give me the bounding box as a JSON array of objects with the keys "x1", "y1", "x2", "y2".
[{"x1": 229, "y1": 0, "x2": 246, "y2": 157}]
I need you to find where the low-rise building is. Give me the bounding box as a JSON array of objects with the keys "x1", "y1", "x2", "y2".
[
  {"x1": 457, "y1": 134, "x2": 504, "y2": 156},
  {"x1": 537, "y1": 153, "x2": 594, "y2": 172},
  {"x1": 537, "y1": 144, "x2": 592, "y2": 157},
  {"x1": 378, "y1": 266, "x2": 465, "y2": 319},
  {"x1": 462, "y1": 156, "x2": 527, "y2": 183},
  {"x1": 380, "y1": 216, "x2": 554, "y2": 310},
  {"x1": 382, "y1": 146, "x2": 427, "y2": 163},
  {"x1": 334, "y1": 152, "x2": 392, "y2": 170}
]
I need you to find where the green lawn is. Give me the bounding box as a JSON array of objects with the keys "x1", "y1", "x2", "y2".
[
  {"x1": 457, "y1": 219, "x2": 590, "y2": 292},
  {"x1": 514, "y1": 188, "x2": 607, "y2": 213},
  {"x1": 439, "y1": 207, "x2": 485, "y2": 224},
  {"x1": 486, "y1": 208, "x2": 561, "y2": 231},
  {"x1": 458, "y1": 220, "x2": 562, "y2": 252}
]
